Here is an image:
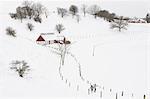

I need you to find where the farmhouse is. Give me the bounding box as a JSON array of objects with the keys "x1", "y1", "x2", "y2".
[
  {"x1": 128, "y1": 18, "x2": 147, "y2": 23},
  {"x1": 36, "y1": 33, "x2": 71, "y2": 45}
]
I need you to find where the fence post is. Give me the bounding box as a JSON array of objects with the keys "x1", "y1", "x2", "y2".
[
  {"x1": 121, "y1": 91, "x2": 124, "y2": 96},
  {"x1": 116, "y1": 93, "x2": 118, "y2": 99},
  {"x1": 144, "y1": 95, "x2": 146, "y2": 99},
  {"x1": 100, "y1": 91, "x2": 102, "y2": 98}
]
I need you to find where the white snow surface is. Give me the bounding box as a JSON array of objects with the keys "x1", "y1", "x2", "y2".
[{"x1": 0, "y1": 0, "x2": 150, "y2": 99}]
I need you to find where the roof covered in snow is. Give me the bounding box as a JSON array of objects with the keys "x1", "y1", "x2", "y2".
[{"x1": 38, "y1": 33, "x2": 65, "y2": 41}]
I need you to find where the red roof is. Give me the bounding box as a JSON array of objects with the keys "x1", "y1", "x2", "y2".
[{"x1": 36, "y1": 35, "x2": 45, "y2": 41}]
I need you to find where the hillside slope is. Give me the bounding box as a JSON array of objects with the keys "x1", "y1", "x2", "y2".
[{"x1": 0, "y1": 1, "x2": 150, "y2": 99}]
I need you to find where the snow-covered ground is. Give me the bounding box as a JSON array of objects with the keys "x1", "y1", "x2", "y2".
[{"x1": 0, "y1": 0, "x2": 150, "y2": 99}]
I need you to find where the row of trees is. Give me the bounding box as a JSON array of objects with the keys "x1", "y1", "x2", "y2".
[
  {"x1": 57, "y1": 4, "x2": 101, "y2": 18},
  {"x1": 57, "y1": 4, "x2": 125, "y2": 25},
  {"x1": 57, "y1": 4, "x2": 150, "y2": 25},
  {"x1": 68, "y1": 5, "x2": 128, "y2": 32},
  {"x1": 9, "y1": 1, "x2": 48, "y2": 23}
]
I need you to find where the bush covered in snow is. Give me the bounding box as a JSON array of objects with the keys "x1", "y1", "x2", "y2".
[
  {"x1": 6, "y1": 27, "x2": 16, "y2": 37},
  {"x1": 55, "y1": 24, "x2": 65, "y2": 34},
  {"x1": 110, "y1": 16, "x2": 128, "y2": 32},
  {"x1": 87, "y1": 4, "x2": 100, "y2": 19},
  {"x1": 10, "y1": 60, "x2": 30, "y2": 78}
]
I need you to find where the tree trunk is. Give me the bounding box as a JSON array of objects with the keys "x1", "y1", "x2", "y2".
[
  {"x1": 19, "y1": 72, "x2": 23, "y2": 77},
  {"x1": 61, "y1": 14, "x2": 63, "y2": 18},
  {"x1": 119, "y1": 28, "x2": 121, "y2": 32},
  {"x1": 84, "y1": 12, "x2": 86, "y2": 17},
  {"x1": 92, "y1": 45, "x2": 95, "y2": 56},
  {"x1": 21, "y1": 18, "x2": 22, "y2": 23},
  {"x1": 94, "y1": 14, "x2": 97, "y2": 19},
  {"x1": 121, "y1": 91, "x2": 124, "y2": 96}
]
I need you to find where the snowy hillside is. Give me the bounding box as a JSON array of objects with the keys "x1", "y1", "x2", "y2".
[{"x1": 0, "y1": 0, "x2": 150, "y2": 99}]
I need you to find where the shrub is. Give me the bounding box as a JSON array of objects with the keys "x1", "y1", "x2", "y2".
[
  {"x1": 27, "y1": 23, "x2": 34, "y2": 31},
  {"x1": 10, "y1": 60, "x2": 30, "y2": 77},
  {"x1": 57, "y1": 8, "x2": 68, "y2": 18},
  {"x1": 55, "y1": 24, "x2": 65, "y2": 34},
  {"x1": 6, "y1": 27, "x2": 16, "y2": 37}
]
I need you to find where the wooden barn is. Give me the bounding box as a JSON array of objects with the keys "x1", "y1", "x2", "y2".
[{"x1": 36, "y1": 33, "x2": 71, "y2": 45}]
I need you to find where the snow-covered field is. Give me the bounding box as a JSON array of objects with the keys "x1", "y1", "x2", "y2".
[{"x1": 0, "y1": 0, "x2": 150, "y2": 99}]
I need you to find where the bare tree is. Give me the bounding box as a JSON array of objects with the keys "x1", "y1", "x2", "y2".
[
  {"x1": 6, "y1": 27, "x2": 16, "y2": 37},
  {"x1": 110, "y1": 16, "x2": 128, "y2": 32},
  {"x1": 22, "y1": 1, "x2": 34, "y2": 19},
  {"x1": 16, "y1": 7, "x2": 26, "y2": 22},
  {"x1": 10, "y1": 60, "x2": 30, "y2": 77},
  {"x1": 58, "y1": 43, "x2": 67, "y2": 65},
  {"x1": 22, "y1": 1, "x2": 48, "y2": 19},
  {"x1": 69, "y1": 5, "x2": 78, "y2": 17},
  {"x1": 88, "y1": 5, "x2": 100, "y2": 19},
  {"x1": 81, "y1": 4, "x2": 87, "y2": 17},
  {"x1": 55, "y1": 24, "x2": 65, "y2": 34},
  {"x1": 57, "y1": 37, "x2": 71, "y2": 65},
  {"x1": 51, "y1": 37, "x2": 71, "y2": 65},
  {"x1": 31, "y1": 2, "x2": 45, "y2": 17},
  {"x1": 57, "y1": 8, "x2": 68, "y2": 18},
  {"x1": 43, "y1": 7, "x2": 49, "y2": 18},
  {"x1": 27, "y1": 23, "x2": 34, "y2": 31}
]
